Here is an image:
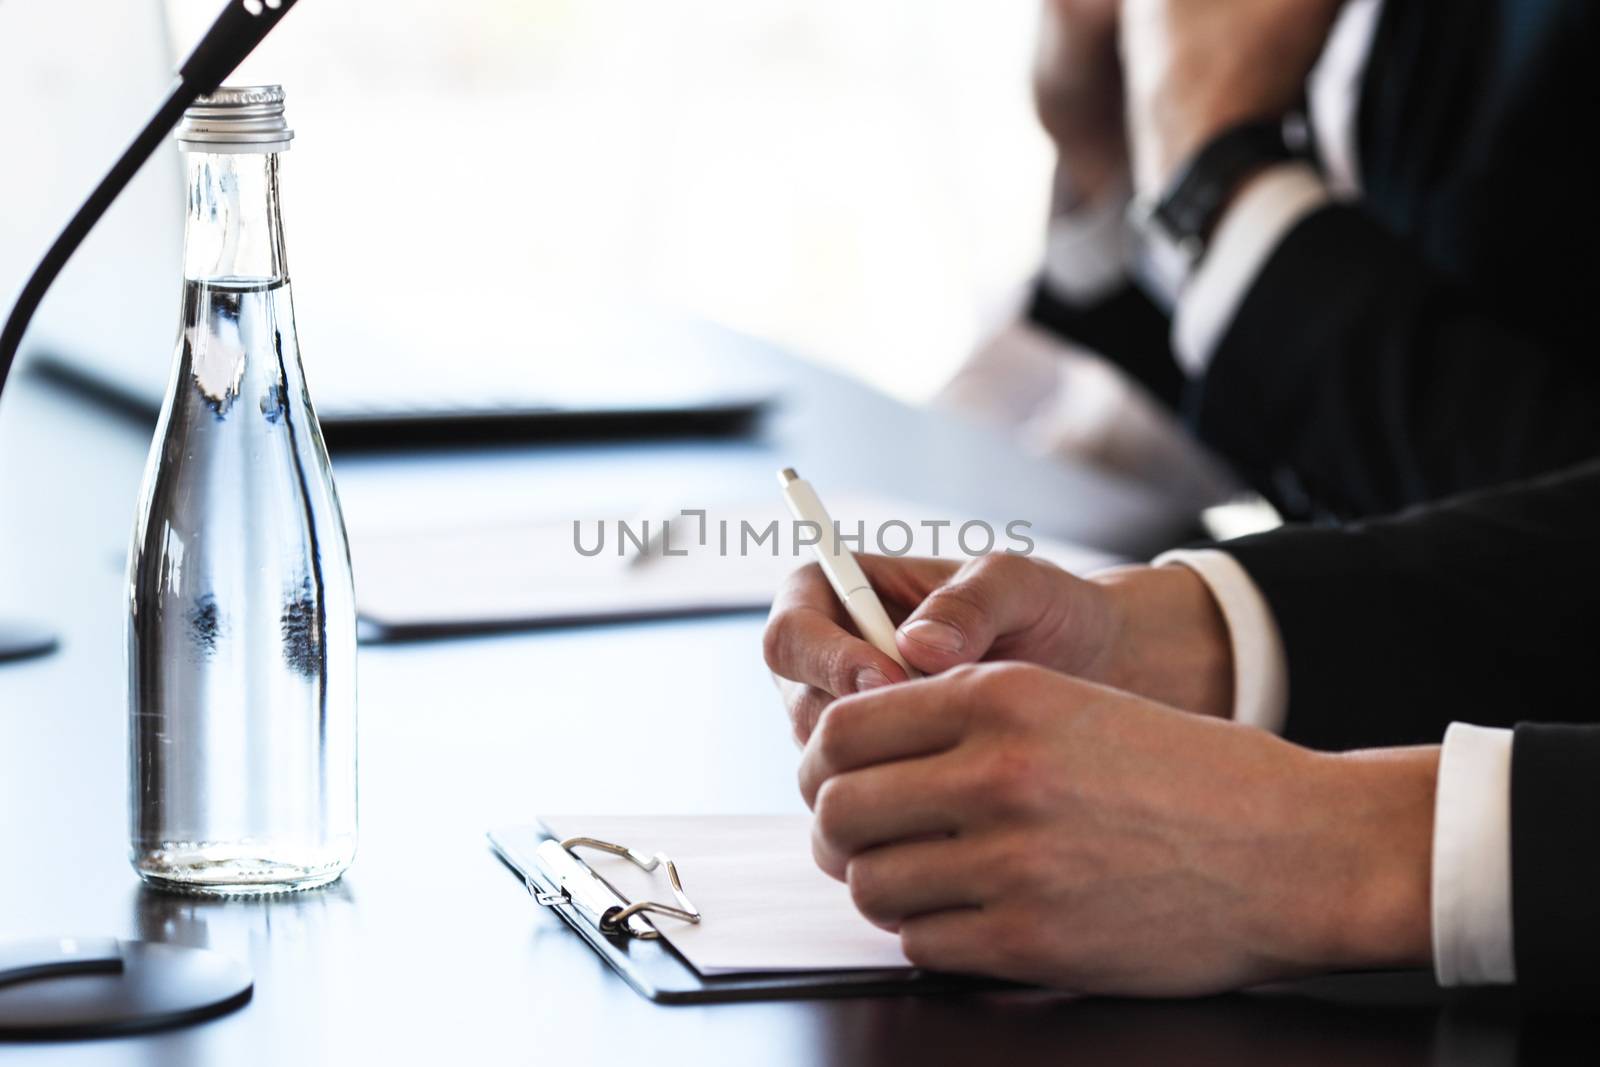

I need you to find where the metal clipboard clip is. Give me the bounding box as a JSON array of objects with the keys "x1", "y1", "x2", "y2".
[{"x1": 527, "y1": 836, "x2": 702, "y2": 940}]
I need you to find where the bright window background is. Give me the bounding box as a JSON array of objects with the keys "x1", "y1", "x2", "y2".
[{"x1": 164, "y1": 2, "x2": 1052, "y2": 404}]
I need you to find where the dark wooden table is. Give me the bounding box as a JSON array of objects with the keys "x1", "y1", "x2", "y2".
[{"x1": 0, "y1": 346, "x2": 1548, "y2": 1064}]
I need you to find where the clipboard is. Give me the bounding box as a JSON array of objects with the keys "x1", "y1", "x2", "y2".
[{"x1": 488, "y1": 823, "x2": 1014, "y2": 1004}]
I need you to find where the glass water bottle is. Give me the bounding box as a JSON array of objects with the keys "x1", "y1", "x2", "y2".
[{"x1": 127, "y1": 86, "x2": 357, "y2": 894}]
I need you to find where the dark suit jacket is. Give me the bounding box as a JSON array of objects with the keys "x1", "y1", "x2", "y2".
[
  {"x1": 1033, "y1": 0, "x2": 1600, "y2": 522},
  {"x1": 1222, "y1": 459, "x2": 1600, "y2": 1004}
]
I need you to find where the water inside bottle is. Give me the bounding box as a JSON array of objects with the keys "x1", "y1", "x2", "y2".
[{"x1": 127, "y1": 276, "x2": 358, "y2": 894}]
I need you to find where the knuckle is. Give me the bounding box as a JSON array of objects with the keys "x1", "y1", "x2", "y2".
[
  {"x1": 760, "y1": 611, "x2": 795, "y2": 674},
  {"x1": 822, "y1": 642, "x2": 861, "y2": 695},
  {"x1": 811, "y1": 776, "x2": 856, "y2": 847},
  {"x1": 985, "y1": 660, "x2": 1037, "y2": 687},
  {"x1": 978, "y1": 663, "x2": 1044, "y2": 720},
  {"x1": 954, "y1": 661, "x2": 1023, "y2": 704},
  {"x1": 989, "y1": 747, "x2": 1050, "y2": 816},
  {"x1": 968, "y1": 550, "x2": 1030, "y2": 592},
  {"x1": 811, "y1": 700, "x2": 855, "y2": 766},
  {"x1": 789, "y1": 688, "x2": 829, "y2": 746},
  {"x1": 898, "y1": 926, "x2": 933, "y2": 968},
  {"x1": 990, "y1": 916, "x2": 1042, "y2": 972},
  {"x1": 964, "y1": 742, "x2": 1048, "y2": 817},
  {"x1": 899, "y1": 923, "x2": 945, "y2": 971},
  {"x1": 940, "y1": 662, "x2": 1004, "y2": 724},
  {"x1": 978, "y1": 550, "x2": 1025, "y2": 579},
  {"x1": 991, "y1": 835, "x2": 1043, "y2": 895},
  {"x1": 809, "y1": 818, "x2": 847, "y2": 881},
  {"x1": 942, "y1": 661, "x2": 989, "y2": 691},
  {"x1": 846, "y1": 857, "x2": 895, "y2": 922}
]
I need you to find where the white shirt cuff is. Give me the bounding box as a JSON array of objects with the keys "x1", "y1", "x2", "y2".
[
  {"x1": 1432, "y1": 723, "x2": 1516, "y2": 987},
  {"x1": 1151, "y1": 548, "x2": 1288, "y2": 734},
  {"x1": 1041, "y1": 185, "x2": 1135, "y2": 305},
  {"x1": 1171, "y1": 162, "x2": 1332, "y2": 376}
]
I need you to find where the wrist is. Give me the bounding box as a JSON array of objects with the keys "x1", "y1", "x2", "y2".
[
  {"x1": 1131, "y1": 118, "x2": 1305, "y2": 296},
  {"x1": 1142, "y1": 105, "x2": 1275, "y2": 201},
  {"x1": 1090, "y1": 565, "x2": 1233, "y2": 717},
  {"x1": 1304, "y1": 747, "x2": 1438, "y2": 973}
]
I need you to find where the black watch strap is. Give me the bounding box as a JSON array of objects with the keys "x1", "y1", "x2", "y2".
[{"x1": 1147, "y1": 118, "x2": 1303, "y2": 255}]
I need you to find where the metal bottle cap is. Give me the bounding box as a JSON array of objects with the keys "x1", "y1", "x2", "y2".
[{"x1": 176, "y1": 85, "x2": 294, "y2": 154}]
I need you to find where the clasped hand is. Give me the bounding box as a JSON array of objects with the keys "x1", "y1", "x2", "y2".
[{"x1": 764, "y1": 555, "x2": 1434, "y2": 995}]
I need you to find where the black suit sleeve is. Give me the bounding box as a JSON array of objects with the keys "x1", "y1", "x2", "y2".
[
  {"x1": 1222, "y1": 464, "x2": 1600, "y2": 1002},
  {"x1": 1195, "y1": 205, "x2": 1600, "y2": 518},
  {"x1": 1219, "y1": 458, "x2": 1600, "y2": 751},
  {"x1": 1511, "y1": 723, "x2": 1600, "y2": 1006},
  {"x1": 1027, "y1": 281, "x2": 1186, "y2": 413}
]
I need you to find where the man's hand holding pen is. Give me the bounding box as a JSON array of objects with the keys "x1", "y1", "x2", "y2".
[
  {"x1": 764, "y1": 553, "x2": 1234, "y2": 743},
  {"x1": 764, "y1": 554, "x2": 1436, "y2": 995}
]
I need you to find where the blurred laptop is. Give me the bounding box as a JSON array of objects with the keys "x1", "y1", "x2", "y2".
[{"x1": 1, "y1": 0, "x2": 773, "y2": 447}]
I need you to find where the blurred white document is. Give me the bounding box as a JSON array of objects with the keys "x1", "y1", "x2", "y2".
[
  {"x1": 539, "y1": 815, "x2": 910, "y2": 975},
  {"x1": 353, "y1": 494, "x2": 1123, "y2": 637}
]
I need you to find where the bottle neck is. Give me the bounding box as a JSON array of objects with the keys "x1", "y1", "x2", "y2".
[{"x1": 181, "y1": 150, "x2": 289, "y2": 284}]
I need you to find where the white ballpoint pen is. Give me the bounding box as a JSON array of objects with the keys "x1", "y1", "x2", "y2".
[{"x1": 778, "y1": 468, "x2": 921, "y2": 680}]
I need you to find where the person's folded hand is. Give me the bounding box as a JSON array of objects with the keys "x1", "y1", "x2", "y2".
[
  {"x1": 763, "y1": 553, "x2": 1235, "y2": 744},
  {"x1": 798, "y1": 663, "x2": 1436, "y2": 996}
]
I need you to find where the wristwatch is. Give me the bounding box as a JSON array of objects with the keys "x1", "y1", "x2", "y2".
[{"x1": 1130, "y1": 117, "x2": 1310, "y2": 298}]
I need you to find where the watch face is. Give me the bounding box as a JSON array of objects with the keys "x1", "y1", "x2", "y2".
[{"x1": 1127, "y1": 197, "x2": 1201, "y2": 305}]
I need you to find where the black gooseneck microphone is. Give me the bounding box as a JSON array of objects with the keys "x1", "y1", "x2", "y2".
[
  {"x1": 0, "y1": 0, "x2": 301, "y2": 665},
  {"x1": 0, "y1": 0, "x2": 302, "y2": 405},
  {"x1": 0, "y1": 7, "x2": 302, "y2": 1026}
]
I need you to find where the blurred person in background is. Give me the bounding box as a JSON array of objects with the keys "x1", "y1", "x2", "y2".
[{"x1": 940, "y1": 0, "x2": 1600, "y2": 524}]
